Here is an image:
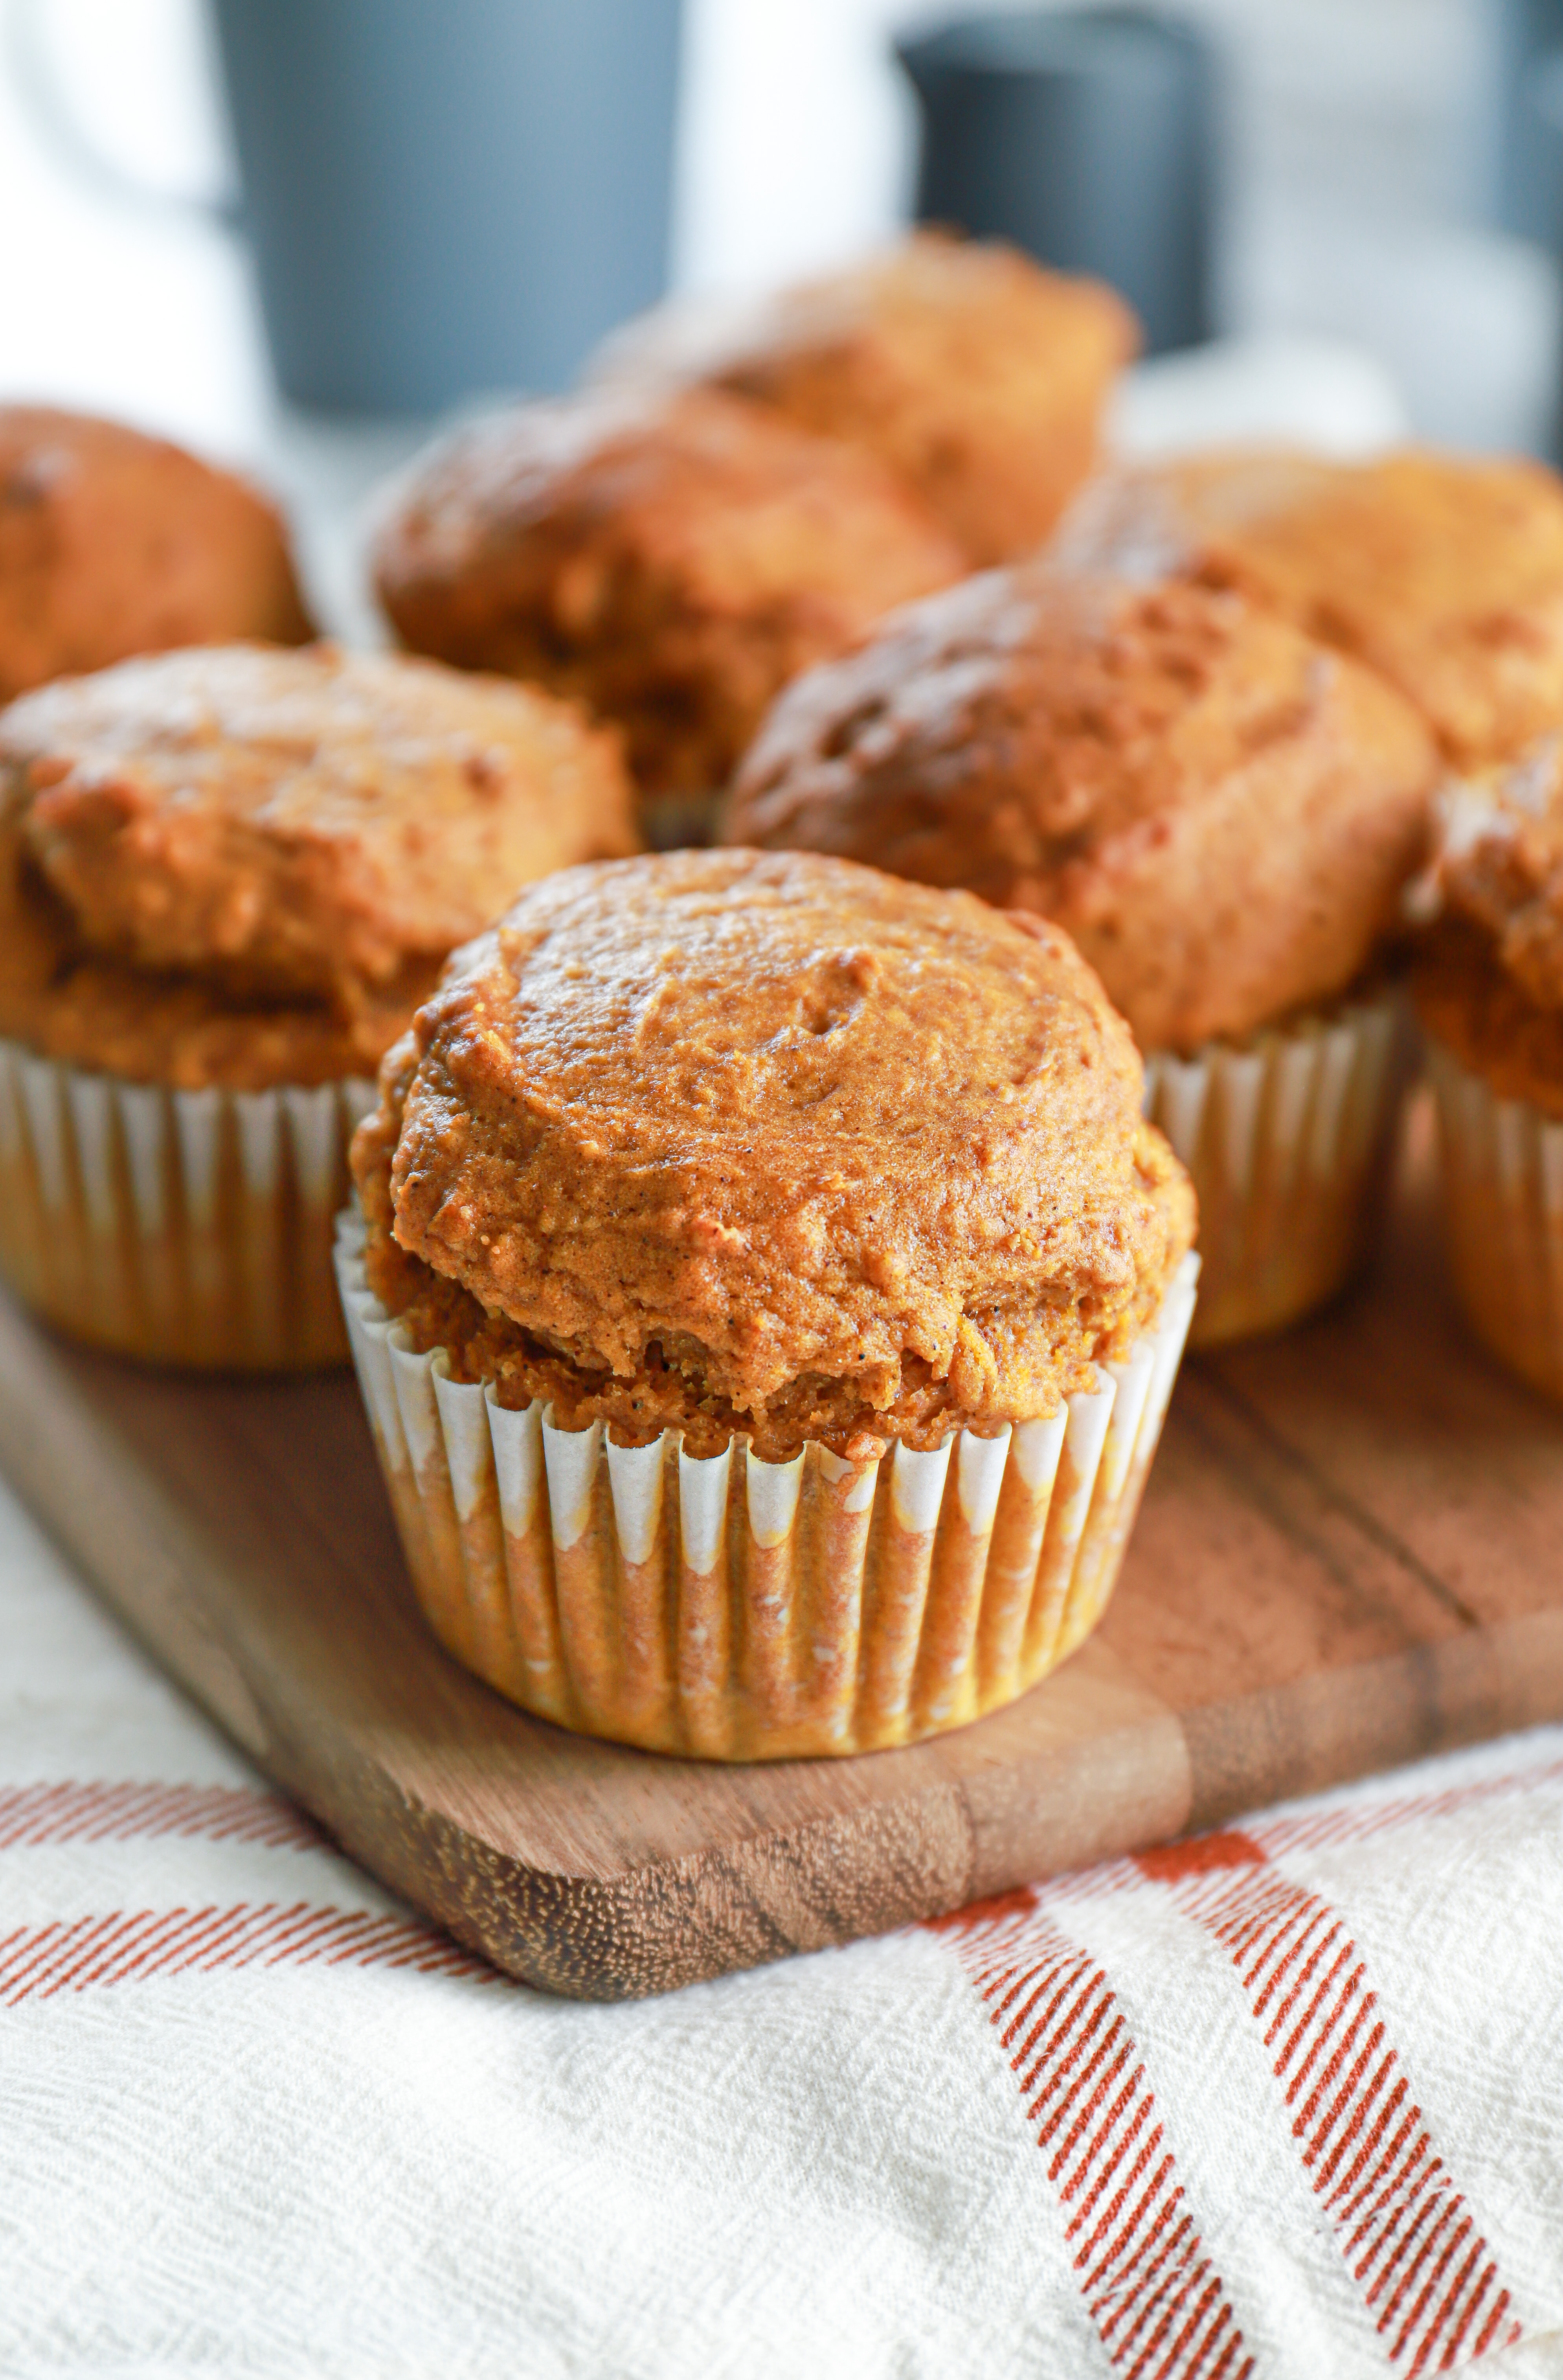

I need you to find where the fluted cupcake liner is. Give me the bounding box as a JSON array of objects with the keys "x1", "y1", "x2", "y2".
[
  {"x1": 334, "y1": 1212, "x2": 1198, "y2": 1760},
  {"x1": 1426, "y1": 1037, "x2": 1563, "y2": 1403},
  {"x1": 0, "y1": 1039, "x2": 376, "y2": 1368},
  {"x1": 1144, "y1": 990, "x2": 1407, "y2": 1348}
]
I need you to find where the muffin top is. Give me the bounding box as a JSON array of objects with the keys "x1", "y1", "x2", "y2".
[
  {"x1": 0, "y1": 643, "x2": 637, "y2": 1088},
  {"x1": 1413, "y1": 742, "x2": 1563, "y2": 1118},
  {"x1": 723, "y1": 567, "x2": 1436, "y2": 1053},
  {"x1": 355, "y1": 848, "x2": 1193, "y2": 1454},
  {"x1": 1051, "y1": 446, "x2": 1563, "y2": 768},
  {"x1": 371, "y1": 384, "x2": 964, "y2": 806},
  {"x1": 0, "y1": 406, "x2": 313, "y2": 701},
  {"x1": 1426, "y1": 743, "x2": 1563, "y2": 1010},
  {"x1": 592, "y1": 232, "x2": 1137, "y2": 566},
  {"x1": 373, "y1": 382, "x2": 960, "y2": 662}
]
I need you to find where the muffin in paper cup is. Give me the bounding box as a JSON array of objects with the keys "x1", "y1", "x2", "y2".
[
  {"x1": 1411, "y1": 747, "x2": 1563, "y2": 1401},
  {"x1": 1144, "y1": 989, "x2": 1409, "y2": 1349},
  {"x1": 343, "y1": 850, "x2": 1198, "y2": 1761},
  {"x1": 0, "y1": 642, "x2": 637, "y2": 1367},
  {"x1": 336, "y1": 1212, "x2": 1196, "y2": 1759},
  {"x1": 371, "y1": 381, "x2": 965, "y2": 850},
  {"x1": 1425, "y1": 1040, "x2": 1563, "y2": 1402},
  {"x1": 587, "y1": 232, "x2": 1137, "y2": 569},
  {"x1": 0, "y1": 1042, "x2": 374, "y2": 1368},
  {"x1": 720, "y1": 561, "x2": 1439, "y2": 1348}
]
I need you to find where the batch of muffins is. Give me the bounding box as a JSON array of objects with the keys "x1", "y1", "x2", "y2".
[{"x1": 4, "y1": 230, "x2": 1561, "y2": 1763}]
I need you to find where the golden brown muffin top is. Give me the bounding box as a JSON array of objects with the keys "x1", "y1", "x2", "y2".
[
  {"x1": 1422, "y1": 743, "x2": 1563, "y2": 1014},
  {"x1": 373, "y1": 382, "x2": 963, "y2": 671},
  {"x1": 0, "y1": 643, "x2": 637, "y2": 1022},
  {"x1": 1414, "y1": 918, "x2": 1563, "y2": 1120},
  {"x1": 1052, "y1": 445, "x2": 1563, "y2": 768},
  {"x1": 723, "y1": 567, "x2": 1436, "y2": 1052},
  {"x1": 1412, "y1": 745, "x2": 1563, "y2": 1115},
  {"x1": 0, "y1": 406, "x2": 313, "y2": 700},
  {"x1": 593, "y1": 232, "x2": 1137, "y2": 565},
  {"x1": 355, "y1": 848, "x2": 1193, "y2": 1447}
]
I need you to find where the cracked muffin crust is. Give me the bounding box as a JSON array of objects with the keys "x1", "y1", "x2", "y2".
[
  {"x1": 0, "y1": 642, "x2": 638, "y2": 1090},
  {"x1": 1415, "y1": 742, "x2": 1563, "y2": 1118},
  {"x1": 0, "y1": 406, "x2": 313, "y2": 700},
  {"x1": 593, "y1": 231, "x2": 1137, "y2": 567},
  {"x1": 1050, "y1": 446, "x2": 1563, "y2": 769},
  {"x1": 1415, "y1": 742, "x2": 1563, "y2": 1402},
  {"x1": 371, "y1": 384, "x2": 964, "y2": 831},
  {"x1": 354, "y1": 848, "x2": 1194, "y2": 1461},
  {"x1": 722, "y1": 566, "x2": 1437, "y2": 1053}
]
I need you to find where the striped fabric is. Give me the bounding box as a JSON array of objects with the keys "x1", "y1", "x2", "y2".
[{"x1": 3, "y1": 1472, "x2": 1561, "y2": 2378}]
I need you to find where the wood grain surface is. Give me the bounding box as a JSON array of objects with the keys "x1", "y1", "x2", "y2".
[{"x1": 0, "y1": 1103, "x2": 1559, "y2": 2000}]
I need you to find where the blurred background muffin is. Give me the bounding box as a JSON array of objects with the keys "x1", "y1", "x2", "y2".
[
  {"x1": 1416, "y1": 744, "x2": 1563, "y2": 1400},
  {"x1": 724, "y1": 563, "x2": 1436, "y2": 1344},
  {"x1": 591, "y1": 230, "x2": 1138, "y2": 566},
  {"x1": 1051, "y1": 447, "x2": 1563, "y2": 769},
  {"x1": 340, "y1": 846, "x2": 1196, "y2": 1757},
  {"x1": 373, "y1": 383, "x2": 964, "y2": 846},
  {"x1": 0, "y1": 406, "x2": 312, "y2": 699},
  {"x1": 0, "y1": 641, "x2": 636, "y2": 1369}
]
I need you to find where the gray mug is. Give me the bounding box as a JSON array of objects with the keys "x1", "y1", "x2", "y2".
[
  {"x1": 9, "y1": 0, "x2": 684, "y2": 414},
  {"x1": 897, "y1": 7, "x2": 1216, "y2": 357}
]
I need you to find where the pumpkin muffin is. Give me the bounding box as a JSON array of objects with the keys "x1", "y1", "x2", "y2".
[
  {"x1": 0, "y1": 406, "x2": 313, "y2": 700},
  {"x1": 593, "y1": 230, "x2": 1137, "y2": 566},
  {"x1": 1415, "y1": 744, "x2": 1563, "y2": 1400},
  {"x1": 338, "y1": 847, "x2": 1198, "y2": 1758},
  {"x1": 1051, "y1": 445, "x2": 1563, "y2": 769},
  {"x1": 0, "y1": 642, "x2": 636, "y2": 1367},
  {"x1": 724, "y1": 567, "x2": 1438, "y2": 1344},
  {"x1": 371, "y1": 383, "x2": 964, "y2": 844}
]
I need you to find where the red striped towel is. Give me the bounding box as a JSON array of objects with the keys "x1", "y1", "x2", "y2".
[{"x1": 3, "y1": 1471, "x2": 1560, "y2": 2379}]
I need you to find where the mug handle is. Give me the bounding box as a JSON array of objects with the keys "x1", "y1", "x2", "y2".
[{"x1": 4, "y1": 0, "x2": 238, "y2": 224}]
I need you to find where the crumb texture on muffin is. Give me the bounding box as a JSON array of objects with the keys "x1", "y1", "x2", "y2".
[
  {"x1": 724, "y1": 566, "x2": 1436, "y2": 1053},
  {"x1": 0, "y1": 406, "x2": 314, "y2": 699},
  {"x1": 373, "y1": 384, "x2": 964, "y2": 804},
  {"x1": 354, "y1": 848, "x2": 1194, "y2": 1462},
  {"x1": 0, "y1": 642, "x2": 638, "y2": 1090},
  {"x1": 1052, "y1": 446, "x2": 1563, "y2": 769},
  {"x1": 593, "y1": 231, "x2": 1137, "y2": 566},
  {"x1": 1414, "y1": 745, "x2": 1563, "y2": 1116}
]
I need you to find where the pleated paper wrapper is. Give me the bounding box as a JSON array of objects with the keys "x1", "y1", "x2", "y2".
[
  {"x1": 1427, "y1": 1036, "x2": 1563, "y2": 1403},
  {"x1": 0, "y1": 1039, "x2": 376, "y2": 1369},
  {"x1": 334, "y1": 1215, "x2": 1198, "y2": 1760},
  {"x1": 1145, "y1": 988, "x2": 1407, "y2": 1348}
]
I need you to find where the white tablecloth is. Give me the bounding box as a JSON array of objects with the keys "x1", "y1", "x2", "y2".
[{"x1": 3, "y1": 1464, "x2": 1561, "y2": 2379}]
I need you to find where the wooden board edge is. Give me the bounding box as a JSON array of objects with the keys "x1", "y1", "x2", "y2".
[
  {"x1": 5, "y1": 1294, "x2": 1562, "y2": 2001},
  {"x1": 370, "y1": 1619, "x2": 1563, "y2": 2001},
  {"x1": 1180, "y1": 1610, "x2": 1563, "y2": 1835}
]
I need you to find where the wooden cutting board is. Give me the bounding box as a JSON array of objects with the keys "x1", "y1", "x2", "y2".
[{"x1": 0, "y1": 1102, "x2": 1559, "y2": 2001}]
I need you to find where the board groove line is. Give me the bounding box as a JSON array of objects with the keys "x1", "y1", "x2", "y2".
[{"x1": 1192, "y1": 1367, "x2": 1483, "y2": 1631}]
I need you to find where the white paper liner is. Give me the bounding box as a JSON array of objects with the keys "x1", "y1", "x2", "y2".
[
  {"x1": 1144, "y1": 989, "x2": 1406, "y2": 1347},
  {"x1": 0, "y1": 1038, "x2": 376, "y2": 1368},
  {"x1": 1427, "y1": 1037, "x2": 1563, "y2": 1402},
  {"x1": 334, "y1": 1215, "x2": 1199, "y2": 1760}
]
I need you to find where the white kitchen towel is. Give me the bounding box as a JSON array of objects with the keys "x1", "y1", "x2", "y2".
[{"x1": 2, "y1": 1464, "x2": 1561, "y2": 2380}]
